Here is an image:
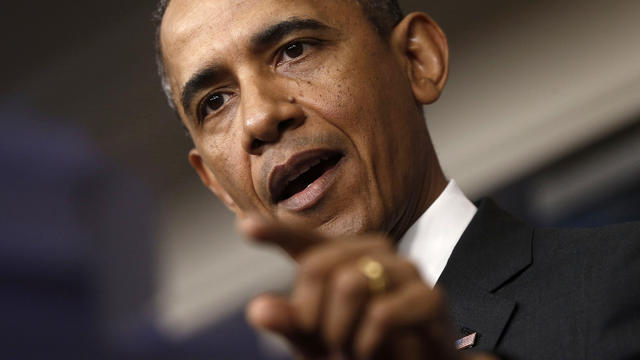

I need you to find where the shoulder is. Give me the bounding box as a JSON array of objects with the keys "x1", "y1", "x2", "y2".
[
  {"x1": 532, "y1": 222, "x2": 640, "y2": 289},
  {"x1": 535, "y1": 222, "x2": 640, "y2": 359},
  {"x1": 533, "y1": 221, "x2": 640, "y2": 257},
  {"x1": 535, "y1": 220, "x2": 640, "y2": 240}
]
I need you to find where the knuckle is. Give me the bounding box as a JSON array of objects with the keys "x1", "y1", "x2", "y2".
[
  {"x1": 397, "y1": 259, "x2": 421, "y2": 278},
  {"x1": 431, "y1": 286, "x2": 446, "y2": 305},
  {"x1": 299, "y1": 256, "x2": 327, "y2": 282},
  {"x1": 415, "y1": 285, "x2": 435, "y2": 308},
  {"x1": 366, "y1": 234, "x2": 393, "y2": 252},
  {"x1": 425, "y1": 286, "x2": 449, "y2": 316},
  {"x1": 333, "y1": 268, "x2": 366, "y2": 299},
  {"x1": 368, "y1": 302, "x2": 394, "y2": 328}
]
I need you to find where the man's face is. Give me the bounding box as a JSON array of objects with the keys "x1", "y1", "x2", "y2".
[{"x1": 161, "y1": 0, "x2": 435, "y2": 236}]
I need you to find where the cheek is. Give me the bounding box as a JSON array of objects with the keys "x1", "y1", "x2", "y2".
[
  {"x1": 308, "y1": 69, "x2": 395, "y2": 224},
  {"x1": 301, "y1": 58, "x2": 377, "y2": 129},
  {"x1": 200, "y1": 139, "x2": 256, "y2": 208}
]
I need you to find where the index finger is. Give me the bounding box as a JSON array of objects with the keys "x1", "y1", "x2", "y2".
[{"x1": 237, "y1": 215, "x2": 324, "y2": 260}]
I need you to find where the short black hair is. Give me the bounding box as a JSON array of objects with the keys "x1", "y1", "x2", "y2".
[{"x1": 153, "y1": 0, "x2": 404, "y2": 111}]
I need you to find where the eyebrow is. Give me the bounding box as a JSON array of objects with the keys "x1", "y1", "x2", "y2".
[
  {"x1": 180, "y1": 65, "x2": 225, "y2": 117},
  {"x1": 179, "y1": 18, "x2": 335, "y2": 116},
  {"x1": 250, "y1": 17, "x2": 333, "y2": 51}
]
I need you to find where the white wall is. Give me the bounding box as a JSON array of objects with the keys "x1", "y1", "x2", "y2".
[{"x1": 421, "y1": 0, "x2": 640, "y2": 196}]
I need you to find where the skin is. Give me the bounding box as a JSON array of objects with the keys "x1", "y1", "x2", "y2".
[
  {"x1": 161, "y1": 0, "x2": 447, "y2": 238},
  {"x1": 160, "y1": 0, "x2": 497, "y2": 358}
]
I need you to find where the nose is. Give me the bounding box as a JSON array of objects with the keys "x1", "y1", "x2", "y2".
[{"x1": 240, "y1": 80, "x2": 305, "y2": 154}]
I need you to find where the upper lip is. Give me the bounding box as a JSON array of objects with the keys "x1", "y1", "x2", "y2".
[{"x1": 268, "y1": 149, "x2": 342, "y2": 204}]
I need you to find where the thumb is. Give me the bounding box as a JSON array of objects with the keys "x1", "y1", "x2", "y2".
[
  {"x1": 247, "y1": 293, "x2": 299, "y2": 338},
  {"x1": 247, "y1": 294, "x2": 327, "y2": 357}
]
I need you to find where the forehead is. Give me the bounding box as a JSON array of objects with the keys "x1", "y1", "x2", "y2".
[{"x1": 160, "y1": 0, "x2": 364, "y2": 90}]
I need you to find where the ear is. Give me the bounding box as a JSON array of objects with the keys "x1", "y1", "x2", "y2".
[
  {"x1": 391, "y1": 12, "x2": 450, "y2": 104},
  {"x1": 188, "y1": 149, "x2": 243, "y2": 215}
]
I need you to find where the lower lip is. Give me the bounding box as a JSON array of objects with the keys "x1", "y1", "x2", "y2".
[{"x1": 279, "y1": 159, "x2": 341, "y2": 212}]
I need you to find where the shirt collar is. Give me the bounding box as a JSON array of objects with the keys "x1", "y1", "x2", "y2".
[{"x1": 397, "y1": 180, "x2": 477, "y2": 286}]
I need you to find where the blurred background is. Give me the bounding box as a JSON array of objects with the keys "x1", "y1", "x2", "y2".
[{"x1": 1, "y1": 0, "x2": 639, "y2": 358}]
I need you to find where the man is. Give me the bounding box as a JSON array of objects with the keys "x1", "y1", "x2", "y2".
[{"x1": 154, "y1": 0, "x2": 640, "y2": 359}]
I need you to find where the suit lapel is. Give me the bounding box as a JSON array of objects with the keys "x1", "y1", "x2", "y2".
[{"x1": 437, "y1": 199, "x2": 533, "y2": 351}]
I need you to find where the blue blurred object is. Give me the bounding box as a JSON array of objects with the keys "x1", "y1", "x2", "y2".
[
  {"x1": 0, "y1": 101, "x2": 157, "y2": 359},
  {"x1": 0, "y1": 101, "x2": 290, "y2": 359}
]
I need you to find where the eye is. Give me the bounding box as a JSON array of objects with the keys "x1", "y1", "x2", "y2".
[
  {"x1": 279, "y1": 41, "x2": 311, "y2": 63},
  {"x1": 198, "y1": 92, "x2": 232, "y2": 120}
]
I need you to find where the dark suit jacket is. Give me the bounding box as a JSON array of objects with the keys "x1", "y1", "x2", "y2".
[{"x1": 437, "y1": 200, "x2": 640, "y2": 360}]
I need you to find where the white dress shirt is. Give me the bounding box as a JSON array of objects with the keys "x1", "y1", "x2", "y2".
[{"x1": 397, "y1": 180, "x2": 477, "y2": 286}]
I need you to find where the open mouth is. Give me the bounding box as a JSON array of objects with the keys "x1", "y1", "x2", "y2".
[{"x1": 269, "y1": 150, "x2": 343, "y2": 207}]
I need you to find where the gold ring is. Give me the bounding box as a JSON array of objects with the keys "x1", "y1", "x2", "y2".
[{"x1": 357, "y1": 256, "x2": 388, "y2": 294}]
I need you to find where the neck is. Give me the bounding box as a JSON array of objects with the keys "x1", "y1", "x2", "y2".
[{"x1": 388, "y1": 139, "x2": 447, "y2": 242}]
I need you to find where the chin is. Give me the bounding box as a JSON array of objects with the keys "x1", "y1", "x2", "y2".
[{"x1": 315, "y1": 205, "x2": 384, "y2": 238}]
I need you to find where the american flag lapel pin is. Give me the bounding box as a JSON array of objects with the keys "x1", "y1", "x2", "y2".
[{"x1": 455, "y1": 332, "x2": 477, "y2": 350}]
